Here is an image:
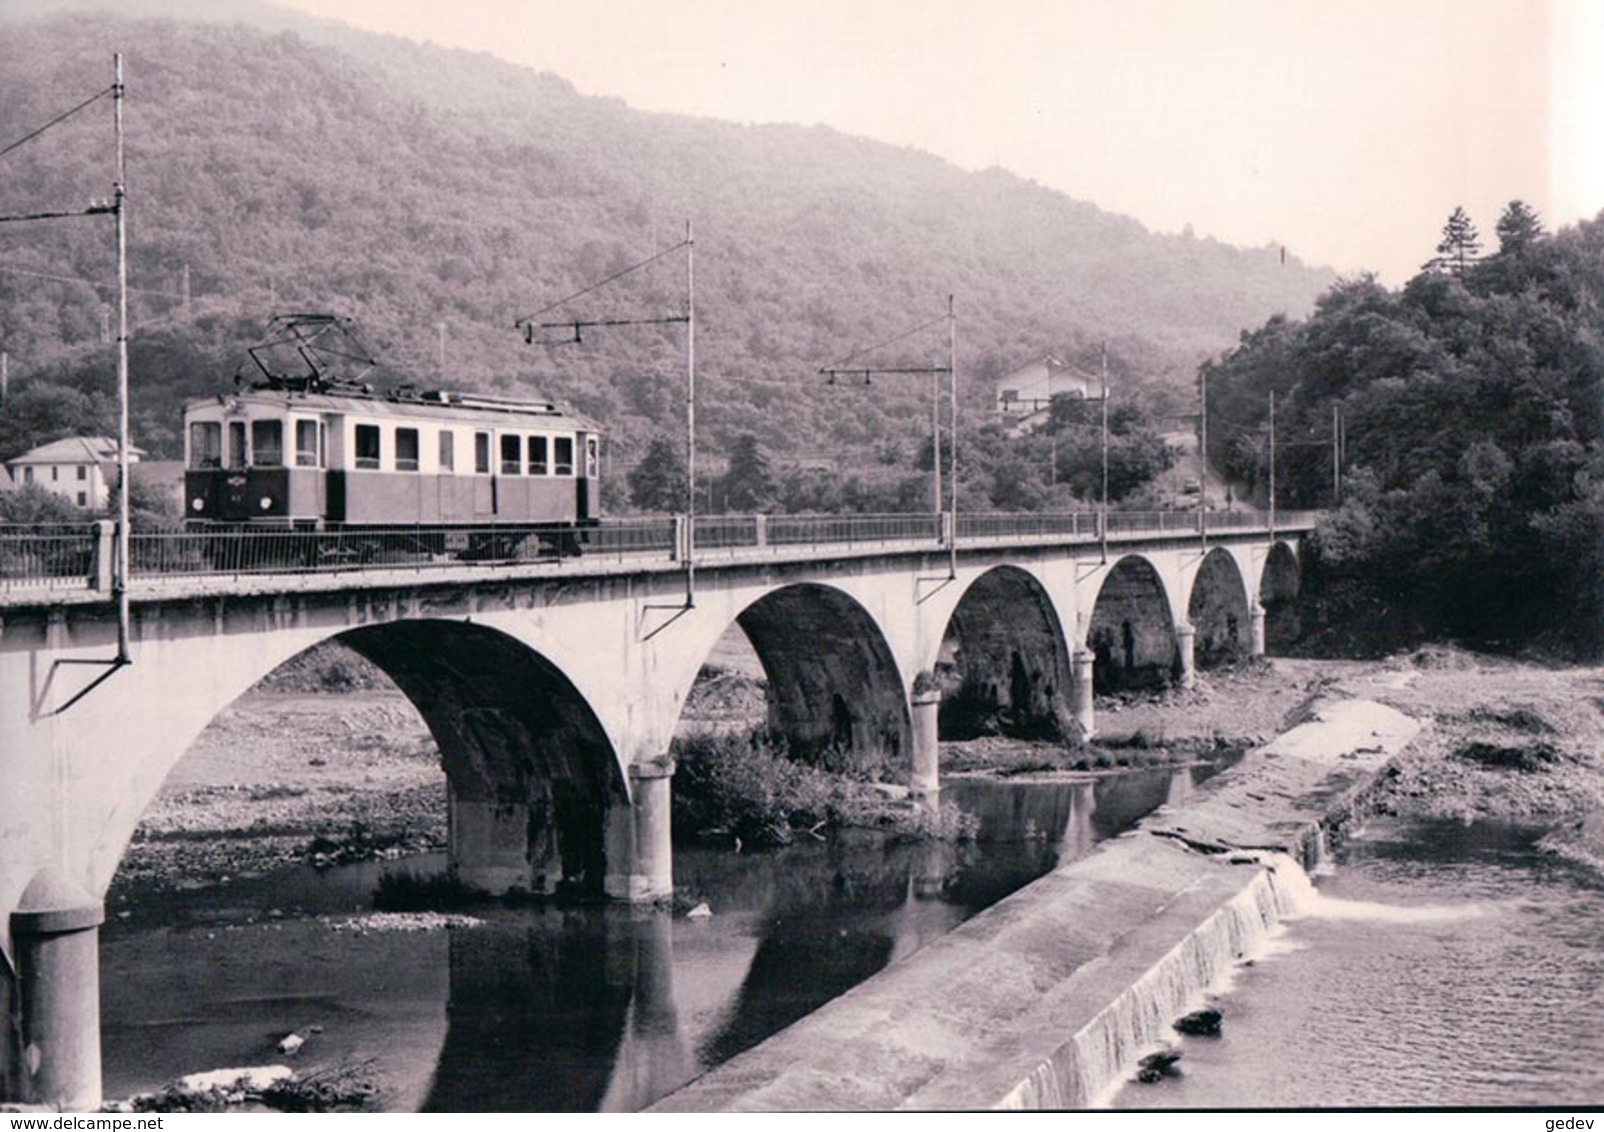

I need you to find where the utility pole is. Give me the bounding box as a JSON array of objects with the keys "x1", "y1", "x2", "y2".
[
  {"x1": 1332, "y1": 403, "x2": 1341, "y2": 502},
  {"x1": 1100, "y1": 343, "x2": 1109, "y2": 563},
  {"x1": 947, "y1": 294, "x2": 958, "y2": 580},
  {"x1": 181, "y1": 262, "x2": 190, "y2": 317},
  {"x1": 1268, "y1": 389, "x2": 1277, "y2": 538},
  {"x1": 1, "y1": 351, "x2": 8, "y2": 406},
  {"x1": 437, "y1": 322, "x2": 446, "y2": 373},
  {"x1": 1198, "y1": 364, "x2": 1208, "y2": 551},
  {"x1": 113, "y1": 52, "x2": 130, "y2": 664},
  {"x1": 517, "y1": 222, "x2": 696, "y2": 605},
  {"x1": 685, "y1": 219, "x2": 696, "y2": 606}
]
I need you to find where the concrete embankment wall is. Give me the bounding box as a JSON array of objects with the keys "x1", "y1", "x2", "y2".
[{"x1": 649, "y1": 698, "x2": 1420, "y2": 1112}]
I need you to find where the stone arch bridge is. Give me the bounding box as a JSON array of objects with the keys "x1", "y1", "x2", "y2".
[{"x1": 0, "y1": 513, "x2": 1309, "y2": 1107}]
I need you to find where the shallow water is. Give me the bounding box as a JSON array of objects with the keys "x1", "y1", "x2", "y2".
[
  {"x1": 101, "y1": 764, "x2": 1220, "y2": 1111},
  {"x1": 1113, "y1": 816, "x2": 1604, "y2": 1109}
]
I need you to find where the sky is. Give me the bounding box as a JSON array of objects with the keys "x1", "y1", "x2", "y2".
[{"x1": 267, "y1": 1, "x2": 1600, "y2": 282}]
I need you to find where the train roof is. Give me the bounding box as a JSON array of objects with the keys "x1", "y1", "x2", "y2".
[{"x1": 184, "y1": 387, "x2": 601, "y2": 432}]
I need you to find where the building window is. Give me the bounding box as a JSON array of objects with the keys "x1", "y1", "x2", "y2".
[
  {"x1": 252, "y1": 420, "x2": 284, "y2": 466},
  {"x1": 76, "y1": 492, "x2": 87, "y2": 507},
  {"x1": 527, "y1": 436, "x2": 549, "y2": 476},
  {"x1": 500, "y1": 434, "x2": 522, "y2": 475},
  {"x1": 395, "y1": 427, "x2": 420, "y2": 472},
  {"x1": 23, "y1": 466, "x2": 33, "y2": 483},
  {"x1": 438, "y1": 431, "x2": 455, "y2": 472},
  {"x1": 77, "y1": 465, "x2": 87, "y2": 481},
  {"x1": 355, "y1": 424, "x2": 381, "y2": 469},
  {"x1": 553, "y1": 436, "x2": 573, "y2": 476},
  {"x1": 295, "y1": 420, "x2": 319, "y2": 467},
  {"x1": 52, "y1": 466, "x2": 59, "y2": 482},
  {"x1": 475, "y1": 432, "x2": 490, "y2": 475}
]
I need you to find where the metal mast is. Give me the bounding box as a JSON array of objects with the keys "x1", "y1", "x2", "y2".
[
  {"x1": 113, "y1": 52, "x2": 130, "y2": 663},
  {"x1": 684, "y1": 220, "x2": 696, "y2": 606},
  {"x1": 947, "y1": 294, "x2": 957, "y2": 579}
]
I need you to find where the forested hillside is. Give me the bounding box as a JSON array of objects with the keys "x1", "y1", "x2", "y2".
[
  {"x1": 0, "y1": 4, "x2": 1334, "y2": 508},
  {"x1": 1200, "y1": 205, "x2": 1604, "y2": 656}
]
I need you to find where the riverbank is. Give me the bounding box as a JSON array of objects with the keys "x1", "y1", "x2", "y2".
[{"x1": 110, "y1": 646, "x2": 1604, "y2": 904}]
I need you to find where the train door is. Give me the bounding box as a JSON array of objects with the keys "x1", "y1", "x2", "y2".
[
  {"x1": 472, "y1": 430, "x2": 495, "y2": 518},
  {"x1": 221, "y1": 418, "x2": 250, "y2": 519}
]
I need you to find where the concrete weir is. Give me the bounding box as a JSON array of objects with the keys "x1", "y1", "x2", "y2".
[{"x1": 649, "y1": 698, "x2": 1420, "y2": 1112}]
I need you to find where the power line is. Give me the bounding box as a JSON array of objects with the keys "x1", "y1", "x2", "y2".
[{"x1": 0, "y1": 85, "x2": 114, "y2": 162}]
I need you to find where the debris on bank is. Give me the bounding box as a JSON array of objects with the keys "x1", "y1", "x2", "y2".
[{"x1": 327, "y1": 911, "x2": 482, "y2": 934}]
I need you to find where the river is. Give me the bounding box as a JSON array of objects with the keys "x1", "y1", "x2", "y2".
[
  {"x1": 1113, "y1": 815, "x2": 1604, "y2": 1109},
  {"x1": 100, "y1": 765, "x2": 1215, "y2": 1111}
]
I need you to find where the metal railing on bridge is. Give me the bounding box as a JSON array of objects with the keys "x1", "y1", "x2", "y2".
[{"x1": 0, "y1": 510, "x2": 1321, "y2": 594}]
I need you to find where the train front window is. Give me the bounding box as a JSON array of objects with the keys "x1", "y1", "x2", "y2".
[
  {"x1": 553, "y1": 436, "x2": 574, "y2": 475},
  {"x1": 528, "y1": 436, "x2": 549, "y2": 475},
  {"x1": 500, "y1": 435, "x2": 522, "y2": 475},
  {"x1": 295, "y1": 420, "x2": 319, "y2": 467},
  {"x1": 395, "y1": 428, "x2": 420, "y2": 472},
  {"x1": 227, "y1": 421, "x2": 247, "y2": 469},
  {"x1": 585, "y1": 436, "x2": 599, "y2": 478},
  {"x1": 355, "y1": 425, "x2": 381, "y2": 470},
  {"x1": 189, "y1": 422, "x2": 221, "y2": 469},
  {"x1": 251, "y1": 420, "x2": 284, "y2": 467}
]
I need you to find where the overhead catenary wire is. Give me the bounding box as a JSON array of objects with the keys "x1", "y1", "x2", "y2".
[
  {"x1": 514, "y1": 238, "x2": 690, "y2": 328},
  {"x1": 0, "y1": 84, "x2": 114, "y2": 162}
]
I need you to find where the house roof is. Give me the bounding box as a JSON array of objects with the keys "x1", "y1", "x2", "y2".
[{"x1": 6, "y1": 437, "x2": 146, "y2": 466}]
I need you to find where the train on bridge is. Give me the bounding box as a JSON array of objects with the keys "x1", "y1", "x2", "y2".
[{"x1": 182, "y1": 315, "x2": 603, "y2": 561}]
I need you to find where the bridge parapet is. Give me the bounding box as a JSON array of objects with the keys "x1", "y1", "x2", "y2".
[{"x1": 0, "y1": 511, "x2": 1320, "y2": 605}]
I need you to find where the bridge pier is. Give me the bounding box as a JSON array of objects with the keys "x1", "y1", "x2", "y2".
[
  {"x1": 1175, "y1": 622, "x2": 1197, "y2": 690},
  {"x1": 1070, "y1": 649, "x2": 1096, "y2": 740},
  {"x1": 8, "y1": 869, "x2": 104, "y2": 1112},
  {"x1": 909, "y1": 686, "x2": 941, "y2": 806},
  {"x1": 604, "y1": 761, "x2": 676, "y2": 903},
  {"x1": 1250, "y1": 603, "x2": 1267, "y2": 657},
  {"x1": 449, "y1": 794, "x2": 545, "y2": 896}
]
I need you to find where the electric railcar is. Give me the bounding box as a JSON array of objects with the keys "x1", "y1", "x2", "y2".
[{"x1": 182, "y1": 385, "x2": 602, "y2": 532}]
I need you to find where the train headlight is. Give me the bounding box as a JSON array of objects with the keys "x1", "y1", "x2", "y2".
[
  {"x1": 259, "y1": 496, "x2": 273, "y2": 511},
  {"x1": 191, "y1": 497, "x2": 205, "y2": 512}
]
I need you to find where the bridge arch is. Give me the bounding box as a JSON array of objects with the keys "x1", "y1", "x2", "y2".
[
  {"x1": 1260, "y1": 541, "x2": 1302, "y2": 650},
  {"x1": 734, "y1": 583, "x2": 911, "y2": 766},
  {"x1": 936, "y1": 565, "x2": 1073, "y2": 739},
  {"x1": 1087, "y1": 554, "x2": 1178, "y2": 693},
  {"x1": 339, "y1": 620, "x2": 626, "y2": 898},
  {"x1": 1187, "y1": 548, "x2": 1253, "y2": 668}
]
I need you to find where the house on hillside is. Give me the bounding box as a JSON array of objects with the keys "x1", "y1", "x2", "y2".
[
  {"x1": 995, "y1": 356, "x2": 1100, "y2": 435},
  {"x1": 4, "y1": 437, "x2": 144, "y2": 510}
]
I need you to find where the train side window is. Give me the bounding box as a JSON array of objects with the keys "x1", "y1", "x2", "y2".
[
  {"x1": 228, "y1": 421, "x2": 247, "y2": 469},
  {"x1": 475, "y1": 432, "x2": 491, "y2": 474},
  {"x1": 395, "y1": 427, "x2": 420, "y2": 472},
  {"x1": 528, "y1": 436, "x2": 549, "y2": 476},
  {"x1": 500, "y1": 434, "x2": 522, "y2": 475},
  {"x1": 295, "y1": 420, "x2": 319, "y2": 467},
  {"x1": 553, "y1": 436, "x2": 573, "y2": 476},
  {"x1": 439, "y1": 430, "x2": 455, "y2": 472},
  {"x1": 585, "y1": 436, "x2": 599, "y2": 478},
  {"x1": 189, "y1": 422, "x2": 222, "y2": 469},
  {"x1": 252, "y1": 420, "x2": 284, "y2": 467},
  {"x1": 355, "y1": 424, "x2": 381, "y2": 470}
]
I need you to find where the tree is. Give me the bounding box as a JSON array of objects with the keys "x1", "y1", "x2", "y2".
[
  {"x1": 720, "y1": 434, "x2": 777, "y2": 513},
  {"x1": 1428, "y1": 206, "x2": 1483, "y2": 276},
  {"x1": 1494, "y1": 199, "x2": 1544, "y2": 256},
  {"x1": 626, "y1": 435, "x2": 688, "y2": 513}
]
